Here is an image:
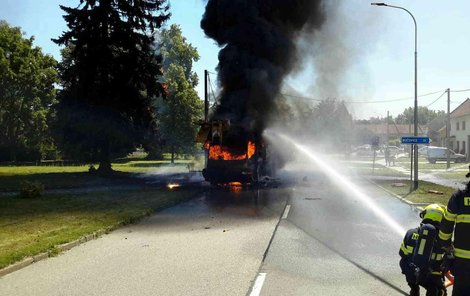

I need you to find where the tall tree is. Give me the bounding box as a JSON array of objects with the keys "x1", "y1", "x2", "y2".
[
  {"x1": 309, "y1": 99, "x2": 353, "y2": 151},
  {"x1": 156, "y1": 24, "x2": 203, "y2": 162},
  {"x1": 0, "y1": 21, "x2": 58, "y2": 161},
  {"x1": 53, "y1": 0, "x2": 170, "y2": 172},
  {"x1": 395, "y1": 106, "x2": 445, "y2": 125}
]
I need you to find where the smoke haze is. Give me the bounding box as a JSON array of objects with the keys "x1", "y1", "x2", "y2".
[{"x1": 286, "y1": 0, "x2": 384, "y2": 116}]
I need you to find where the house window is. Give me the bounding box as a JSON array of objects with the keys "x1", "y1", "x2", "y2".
[
  {"x1": 457, "y1": 122, "x2": 460, "y2": 130},
  {"x1": 457, "y1": 141, "x2": 460, "y2": 152},
  {"x1": 463, "y1": 121, "x2": 466, "y2": 130},
  {"x1": 463, "y1": 141, "x2": 466, "y2": 154}
]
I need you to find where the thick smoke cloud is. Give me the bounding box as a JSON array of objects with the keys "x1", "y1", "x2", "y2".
[{"x1": 201, "y1": 0, "x2": 325, "y2": 136}]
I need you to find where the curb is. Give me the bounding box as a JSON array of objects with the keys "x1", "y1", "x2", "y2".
[
  {"x1": 0, "y1": 229, "x2": 108, "y2": 278},
  {"x1": 0, "y1": 258, "x2": 34, "y2": 277},
  {"x1": 367, "y1": 179, "x2": 425, "y2": 213}
]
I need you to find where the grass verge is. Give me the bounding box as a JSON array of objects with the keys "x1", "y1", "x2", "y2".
[
  {"x1": 374, "y1": 179, "x2": 454, "y2": 205},
  {"x1": 394, "y1": 157, "x2": 467, "y2": 170},
  {"x1": 433, "y1": 170, "x2": 469, "y2": 181},
  {"x1": 0, "y1": 159, "x2": 201, "y2": 191},
  {"x1": 0, "y1": 187, "x2": 199, "y2": 270},
  {"x1": 351, "y1": 163, "x2": 407, "y2": 178}
]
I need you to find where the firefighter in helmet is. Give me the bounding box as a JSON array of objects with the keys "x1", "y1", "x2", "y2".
[
  {"x1": 438, "y1": 166, "x2": 470, "y2": 296},
  {"x1": 399, "y1": 203, "x2": 447, "y2": 296}
]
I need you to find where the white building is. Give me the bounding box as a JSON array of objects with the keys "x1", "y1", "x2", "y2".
[{"x1": 449, "y1": 98, "x2": 470, "y2": 158}]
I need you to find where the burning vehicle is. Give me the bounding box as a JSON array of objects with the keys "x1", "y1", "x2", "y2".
[
  {"x1": 197, "y1": 0, "x2": 324, "y2": 185},
  {"x1": 196, "y1": 119, "x2": 269, "y2": 185}
]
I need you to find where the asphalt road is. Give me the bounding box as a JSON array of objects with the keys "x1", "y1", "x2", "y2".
[
  {"x1": 0, "y1": 187, "x2": 288, "y2": 296},
  {"x1": 1, "y1": 166, "x2": 445, "y2": 295},
  {"x1": 256, "y1": 171, "x2": 429, "y2": 296}
]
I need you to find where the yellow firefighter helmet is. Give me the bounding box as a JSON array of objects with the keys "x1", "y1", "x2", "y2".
[{"x1": 419, "y1": 203, "x2": 445, "y2": 223}]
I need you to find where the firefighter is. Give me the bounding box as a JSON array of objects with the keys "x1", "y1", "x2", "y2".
[
  {"x1": 438, "y1": 167, "x2": 470, "y2": 296},
  {"x1": 399, "y1": 203, "x2": 447, "y2": 296}
]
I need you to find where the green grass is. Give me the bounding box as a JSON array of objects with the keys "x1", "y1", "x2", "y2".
[
  {"x1": 433, "y1": 170, "x2": 468, "y2": 181},
  {"x1": 374, "y1": 179, "x2": 454, "y2": 205},
  {"x1": 345, "y1": 161, "x2": 383, "y2": 168},
  {"x1": 369, "y1": 167, "x2": 407, "y2": 177},
  {"x1": 112, "y1": 160, "x2": 197, "y2": 173},
  {"x1": 0, "y1": 159, "x2": 204, "y2": 191},
  {"x1": 394, "y1": 156, "x2": 467, "y2": 170},
  {"x1": 0, "y1": 188, "x2": 198, "y2": 270},
  {"x1": 0, "y1": 172, "x2": 107, "y2": 191},
  {"x1": 349, "y1": 163, "x2": 407, "y2": 177}
]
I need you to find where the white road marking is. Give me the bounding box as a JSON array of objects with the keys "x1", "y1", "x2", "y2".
[
  {"x1": 282, "y1": 205, "x2": 291, "y2": 219},
  {"x1": 249, "y1": 273, "x2": 267, "y2": 296}
]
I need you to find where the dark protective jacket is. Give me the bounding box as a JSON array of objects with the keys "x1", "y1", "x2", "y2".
[
  {"x1": 400, "y1": 224, "x2": 445, "y2": 280},
  {"x1": 438, "y1": 188, "x2": 470, "y2": 276}
]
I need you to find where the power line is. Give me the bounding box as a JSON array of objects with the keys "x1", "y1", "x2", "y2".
[
  {"x1": 450, "y1": 88, "x2": 470, "y2": 93},
  {"x1": 203, "y1": 73, "x2": 470, "y2": 105},
  {"x1": 280, "y1": 90, "x2": 446, "y2": 104},
  {"x1": 426, "y1": 90, "x2": 447, "y2": 107}
]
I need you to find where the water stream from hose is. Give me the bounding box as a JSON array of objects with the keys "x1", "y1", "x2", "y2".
[{"x1": 267, "y1": 130, "x2": 406, "y2": 237}]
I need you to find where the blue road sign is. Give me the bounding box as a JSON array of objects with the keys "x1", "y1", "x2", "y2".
[{"x1": 401, "y1": 136, "x2": 430, "y2": 144}]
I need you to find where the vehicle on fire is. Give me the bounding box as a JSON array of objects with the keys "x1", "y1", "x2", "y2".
[{"x1": 196, "y1": 120, "x2": 270, "y2": 185}]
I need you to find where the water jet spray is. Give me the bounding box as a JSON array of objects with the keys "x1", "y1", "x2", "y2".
[{"x1": 265, "y1": 130, "x2": 406, "y2": 237}]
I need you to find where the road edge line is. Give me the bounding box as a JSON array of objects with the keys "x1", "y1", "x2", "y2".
[
  {"x1": 262, "y1": 201, "x2": 288, "y2": 262},
  {"x1": 248, "y1": 273, "x2": 267, "y2": 296},
  {"x1": 245, "y1": 199, "x2": 288, "y2": 296},
  {"x1": 281, "y1": 204, "x2": 291, "y2": 219}
]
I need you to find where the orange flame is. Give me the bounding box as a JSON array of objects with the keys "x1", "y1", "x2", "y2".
[
  {"x1": 167, "y1": 183, "x2": 181, "y2": 190},
  {"x1": 209, "y1": 145, "x2": 246, "y2": 160},
  {"x1": 208, "y1": 141, "x2": 256, "y2": 161},
  {"x1": 247, "y1": 141, "x2": 256, "y2": 159},
  {"x1": 228, "y1": 182, "x2": 243, "y2": 192}
]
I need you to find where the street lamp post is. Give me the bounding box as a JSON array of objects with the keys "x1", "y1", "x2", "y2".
[{"x1": 371, "y1": 2, "x2": 418, "y2": 190}]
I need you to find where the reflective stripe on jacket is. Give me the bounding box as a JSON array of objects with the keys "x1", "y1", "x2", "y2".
[
  {"x1": 438, "y1": 189, "x2": 470, "y2": 275},
  {"x1": 399, "y1": 226, "x2": 444, "y2": 273},
  {"x1": 439, "y1": 190, "x2": 470, "y2": 258}
]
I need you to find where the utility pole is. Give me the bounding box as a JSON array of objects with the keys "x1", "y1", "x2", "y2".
[
  {"x1": 371, "y1": 2, "x2": 418, "y2": 189},
  {"x1": 204, "y1": 70, "x2": 209, "y2": 122},
  {"x1": 447, "y1": 88, "x2": 450, "y2": 169},
  {"x1": 386, "y1": 111, "x2": 390, "y2": 146},
  {"x1": 204, "y1": 70, "x2": 209, "y2": 168}
]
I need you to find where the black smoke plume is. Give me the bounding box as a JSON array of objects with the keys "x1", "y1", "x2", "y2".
[{"x1": 201, "y1": 0, "x2": 325, "y2": 137}]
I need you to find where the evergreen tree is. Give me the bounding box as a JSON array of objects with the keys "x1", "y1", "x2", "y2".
[{"x1": 53, "y1": 0, "x2": 170, "y2": 172}]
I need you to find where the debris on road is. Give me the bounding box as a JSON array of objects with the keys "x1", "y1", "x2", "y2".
[{"x1": 428, "y1": 190, "x2": 444, "y2": 195}]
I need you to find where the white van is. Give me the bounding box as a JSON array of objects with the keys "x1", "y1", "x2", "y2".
[{"x1": 426, "y1": 146, "x2": 466, "y2": 163}]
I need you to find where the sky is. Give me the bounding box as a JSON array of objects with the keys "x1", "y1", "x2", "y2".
[{"x1": 1, "y1": 0, "x2": 470, "y2": 120}]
